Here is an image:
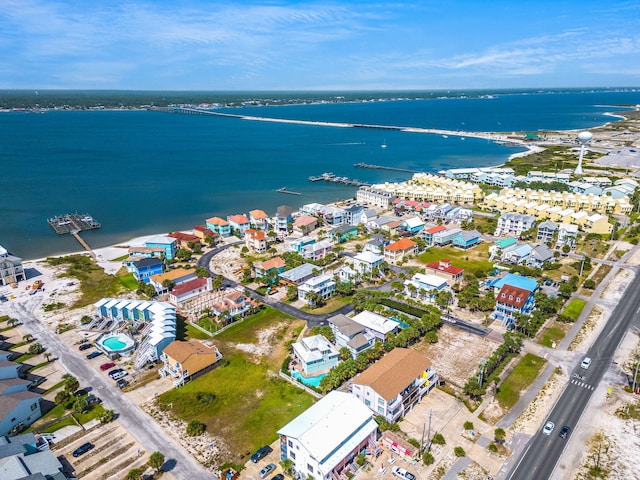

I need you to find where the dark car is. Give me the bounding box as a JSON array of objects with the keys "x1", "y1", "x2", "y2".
[
  {"x1": 116, "y1": 378, "x2": 128, "y2": 389},
  {"x1": 251, "y1": 445, "x2": 273, "y2": 463},
  {"x1": 72, "y1": 442, "x2": 94, "y2": 457},
  {"x1": 271, "y1": 475, "x2": 284, "y2": 480},
  {"x1": 79, "y1": 343, "x2": 93, "y2": 351},
  {"x1": 86, "y1": 351, "x2": 103, "y2": 359},
  {"x1": 559, "y1": 425, "x2": 570, "y2": 439}
]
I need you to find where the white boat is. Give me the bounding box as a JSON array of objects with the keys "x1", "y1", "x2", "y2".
[
  {"x1": 442, "y1": 135, "x2": 448, "y2": 138},
  {"x1": 381, "y1": 139, "x2": 387, "y2": 148}
]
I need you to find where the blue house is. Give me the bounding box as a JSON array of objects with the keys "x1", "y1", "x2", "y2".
[
  {"x1": 494, "y1": 284, "x2": 536, "y2": 325},
  {"x1": 487, "y1": 273, "x2": 538, "y2": 294},
  {"x1": 145, "y1": 236, "x2": 177, "y2": 260},
  {"x1": 131, "y1": 257, "x2": 164, "y2": 283},
  {"x1": 453, "y1": 229, "x2": 481, "y2": 249},
  {"x1": 330, "y1": 224, "x2": 358, "y2": 243}
]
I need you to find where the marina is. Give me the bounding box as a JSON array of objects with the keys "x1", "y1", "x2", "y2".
[
  {"x1": 308, "y1": 172, "x2": 371, "y2": 187},
  {"x1": 48, "y1": 213, "x2": 101, "y2": 235}
]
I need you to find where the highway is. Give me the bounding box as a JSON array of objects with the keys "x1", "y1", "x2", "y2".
[{"x1": 506, "y1": 269, "x2": 640, "y2": 480}]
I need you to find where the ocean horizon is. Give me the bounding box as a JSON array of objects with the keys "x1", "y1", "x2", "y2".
[{"x1": 1, "y1": 89, "x2": 638, "y2": 261}]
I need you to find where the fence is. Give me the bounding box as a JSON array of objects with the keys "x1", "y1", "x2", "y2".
[{"x1": 278, "y1": 371, "x2": 323, "y2": 399}]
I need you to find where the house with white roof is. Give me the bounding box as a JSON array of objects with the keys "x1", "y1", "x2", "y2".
[
  {"x1": 292, "y1": 335, "x2": 340, "y2": 375},
  {"x1": 557, "y1": 223, "x2": 578, "y2": 247},
  {"x1": 278, "y1": 391, "x2": 378, "y2": 480},
  {"x1": 0, "y1": 245, "x2": 25, "y2": 286},
  {"x1": 404, "y1": 273, "x2": 449, "y2": 301},
  {"x1": 298, "y1": 274, "x2": 336, "y2": 306},
  {"x1": 352, "y1": 251, "x2": 385, "y2": 274},
  {"x1": 301, "y1": 239, "x2": 332, "y2": 261},
  {"x1": 351, "y1": 311, "x2": 401, "y2": 341}
]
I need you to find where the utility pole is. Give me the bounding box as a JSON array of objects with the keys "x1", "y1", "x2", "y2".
[
  {"x1": 427, "y1": 409, "x2": 432, "y2": 451},
  {"x1": 633, "y1": 354, "x2": 640, "y2": 394},
  {"x1": 580, "y1": 255, "x2": 586, "y2": 276},
  {"x1": 478, "y1": 359, "x2": 487, "y2": 387}
]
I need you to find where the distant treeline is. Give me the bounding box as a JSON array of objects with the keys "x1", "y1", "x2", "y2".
[{"x1": 0, "y1": 87, "x2": 629, "y2": 110}]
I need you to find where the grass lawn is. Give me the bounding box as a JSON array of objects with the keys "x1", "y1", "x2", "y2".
[
  {"x1": 45, "y1": 255, "x2": 128, "y2": 308},
  {"x1": 215, "y1": 307, "x2": 296, "y2": 344},
  {"x1": 539, "y1": 323, "x2": 567, "y2": 348},
  {"x1": 496, "y1": 353, "x2": 546, "y2": 410},
  {"x1": 158, "y1": 354, "x2": 314, "y2": 460},
  {"x1": 418, "y1": 243, "x2": 493, "y2": 276},
  {"x1": 302, "y1": 296, "x2": 352, "y2": 314},
  {"x1": 563, "y1": 298, "x2": 588, "y2": 322},
  {"x1": 186, "y1": 323, "x2": 213, "y2": 340},
  {"x1": 117, "y1": 272, "x2": 139, "y2": 290},
  {"x1": 109, "y1": 254, "x2": 130, "y2": 262}
]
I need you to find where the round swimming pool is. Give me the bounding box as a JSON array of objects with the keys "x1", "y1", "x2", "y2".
[{"x1": 96, "y1": 333, "x2": 136, "y2": 355}]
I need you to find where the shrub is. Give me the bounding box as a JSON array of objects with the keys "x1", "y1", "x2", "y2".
[
  {"x1": 431, "y1": 433, "x2": 446, "y2": 445},
  {"x1": 463, "y1": 421, "x2": 474, "y2": 431},
  {"x1": 186, "y1": 419, "x2": 206, "y2": 436},
  {"x1": 454, "y1": 446, "x2": 466, "y2": 457},
  {"x1": 487, "y1": 443, "x2": 498, "y2": 453},
  {"x1": 407, "y1": 438, "x2": 420, "y2": 448},
  {"x1": 422, "y1": 452, "x2": 435, "y2": 465}
]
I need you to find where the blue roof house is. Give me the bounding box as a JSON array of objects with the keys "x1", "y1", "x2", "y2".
[
  {"x1": 487, "y1": 273, "x2": 538, "y2": 293},
  {"x1": 453, "y1": 229, "x2": 481, "y2": 249},
  {"x1": 132, "y1": 257, "x2": 164, "y2": 283},
  {"x1": 145, "y1": 236, "x2": 177, "y2": 260}
]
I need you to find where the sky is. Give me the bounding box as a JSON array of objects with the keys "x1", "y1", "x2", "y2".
[{"x1": 1, "y1": 0, "x2": 639, "y2": 91}]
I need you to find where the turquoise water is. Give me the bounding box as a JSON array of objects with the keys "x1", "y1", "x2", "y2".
[
  {"x1": 1, "y1": 89, "x2": 637, "y2": 259},
  {"x1": 292, "y1": 368, "x2": 326, "y2": 387},
  {"x1": 101, "y1": 336, "x2": 127, "y2": 351}
]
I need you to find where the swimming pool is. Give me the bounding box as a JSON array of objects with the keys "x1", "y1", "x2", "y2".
[
  {"x1": 291, "y1": 368, "x2": 326, "y2": 388},
  {"x1": 96, "y1": 333, "x2": 136, "y2": 355}
]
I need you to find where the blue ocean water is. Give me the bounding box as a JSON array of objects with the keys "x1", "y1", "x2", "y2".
[{"x1": 0, "y1": 90, "x2": 637, "y2": 260}]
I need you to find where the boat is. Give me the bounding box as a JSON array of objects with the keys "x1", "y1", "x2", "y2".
[
  {"x1": 381, "y1": 139, "x2": 387, "y2": 148},
  {"x1": 442, "y1": 135, "x2": 448, "y2": 138}
]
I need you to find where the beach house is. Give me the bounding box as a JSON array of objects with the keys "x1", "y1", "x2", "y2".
[
  {"x1": 383, "y1": 238, "x2": 417, "y2": 264},
  {"x1": 536, "y1": 221, "x2": 558, "y2": 244},
  {"x1": 275, "y1": 205, "x2": 294, "y2": 233},
  {"x1": 288, "y1": 236, "x2": 316, "y2": 253},
  {"x1": 356, "y1": 186, "x2": 396, "y2": 208},
  {"x1": 244, "y1": 229, "x2": 268, "y2": 253},
  {"x1": 279, "y1": 264, "x2": 321, "y2": 285},
  {"x1": 404, "y1": 273, "x2": 449, "y2": 301},
  {"x1": 300, "y1": 239, "x2": 333, "y2": 261},
  {"x1": 351, "y1": 348, "x2": 437, "y2": 423},
  {"x1": 167, "y1": 231, "x2": 201, "y2": 250},
  {"x1": 0, "y1": 433, "x2": 69, "y2": 479},
  {"x1": 453, "y1": 229, "x2": 481, "y2": 249},
  {"x1": 159, "y1": 340, "x2": 223, "y2": 387},
  {"x1": 0, "y1": 245, "x2": 25, "y2": 286},
  {"x1": 352, "y1": 251, "x2": 385, "y2": 274},
  {"x1": 0, "y1": 360, "x2": 42, "y2": 436},
  {"x1": 168, "y1": 277, "x2": 213, "y2": 308},
  {"x1": 298, "y1": 274, "x2": 336, "y2": 306},
  {"x1": 493, "y1": 284, "x2": 535, "y2": 325},
  {"x1": 293, "y1": 215, "x2": 318, "y2": 235},
  {"x1": 130, "y1": 257, "x2": 164, "y2": 283},
  {"x1": 432, "y1": 227, "x2": 463, "y2": 247},
  {"x1": 291, "y1": 335, "x2": 340, "y2": 375},
  {"x1": 227, "y1": 214, "x2": 251, "y2": 235},
  {"x1": 527, "y1": 245, "x2": 554, "y2": 268},
  {"x1": 211, "y1": 290, "x2": 256, "y2": 320},
  {"x1": 422, "y1": 225, "x2": 447, "y2": 246},
  {"x1": 328, "y1": 314, "x2": 377, "y2": 358},
  {"x1": 557, "y1": 223, "x2": 579, "y2": 247},
  {"x1": 205, "y1": 217, "x2": 231, "y2": 237},
  {"x1": 249, "y1": 209, "x2": 270, "y2": 230},
  {"x1": 344, "y1": 204, "x2": 366, "y2": 226},
  {"x1": 145, "y1": 236, "x2": 177, "y2": 260},
  {"x1": 149, "y1": 268, "x2": 198, "y2": 294},
  {"x1": 254, "y1": 257, "x2": 286, "y2": 279},
  {"x1": 278, "y1": 391, "x2": 378, "y2": 480},
  {"x1": 330, "y1": 224, "x2": 358, "y2": 243},
  {"x1": 424, "y1": 260, "x2": 463, "y2": 283}
]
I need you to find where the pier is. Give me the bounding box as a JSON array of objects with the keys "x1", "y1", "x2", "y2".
[
  {"x1": 308, "y1": 173, "x2": 371, "y2": 187},
  {"x1": 48, "y1": 213, "x2": 100, "y2": 256},
  {"x1": 276, "y1": 187, "x2": 302, "y2": 196},
  {"x1": 354, "y1": 162, "x2": 420, "y2": 173}
]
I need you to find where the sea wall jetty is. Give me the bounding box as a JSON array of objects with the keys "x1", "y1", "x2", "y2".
[{"x1": 153, "y1": 106, "x2": 531, "y2": 145}]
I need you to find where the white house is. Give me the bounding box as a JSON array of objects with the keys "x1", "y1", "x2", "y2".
[
  {"x1": 496, "y1": 213, "x2": 536, "y2": 237},
  {"x1": 351, "y1": 311, "x2": 401, "y2": 341},
  {"x1": 404, "y1": 273, "x2": 449, "y2": 301},
  {"x1": 0, "y1": 245, "x2": 25, "y2": 286},
  {"x1": 298, "y1": 274, "x2": 337, "y2": 306},
  {"x1": 278, "y1": 391, "x2": 378, "y2": 480},
  {"x1": 351, "y1": 348, "x2": 437, "y2": 423},
  {"x1": 292, "y1": 335, "x2": 340, "y2": 375},
  {"x1": 557, "y1": 223, "x2": 579, "y2": 247},
  {"x1": 352, "y1": 251, "x2": 385, "y2": 274},
  {"x1": 328, "y1": 314, "x2": 377, "y2": 358}
]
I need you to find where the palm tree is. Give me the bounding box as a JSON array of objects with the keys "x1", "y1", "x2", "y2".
[
  {"x1": 64, "y1": 376, "x2": 80, "y2": 395},
  {"x1": 44, "y1": 352, "x2": 52, "y2": 362},
  {"x1": 28, "y1": 343, "x2": 44, "y2": 355},
  {"x1": 7, "y1": 318, "x2": 19, "y2": 328},
  {"x1": 124, "y1": 468, "x2": 143, "y2": 480},
  {"x1": 22, "y1": 333, "x2": 33, "y2": 343},
  {"x1": 148, "y1": 451, "x2": 165, "y2": 473}
]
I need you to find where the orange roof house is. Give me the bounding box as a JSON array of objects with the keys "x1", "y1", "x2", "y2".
[
  {"x1": 383, "y1": 238, "x2": 417, "y2": 263},
  {"x1": 160, "y1": 340, "x2": 223, "y2": 386}
]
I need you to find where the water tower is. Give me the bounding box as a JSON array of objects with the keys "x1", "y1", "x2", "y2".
[{"x1": 574, "y1": 131, "x2": 592, "y2": 175}]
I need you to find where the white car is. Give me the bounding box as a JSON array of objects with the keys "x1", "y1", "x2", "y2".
[
  {"x1": 542, "y1": 421, "x2": 555, "y2": 435},
  {"x1": 392, "y1": 466, "x2": 416, "y2": 480},
  {"x1": 581, "y1": 357, "x2": 592, "y2": 369}
]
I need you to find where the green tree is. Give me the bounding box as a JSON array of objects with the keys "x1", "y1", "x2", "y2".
[
  {"x1": 280, "y1": 458, "x2": 294, "y2": 475},
  {"x1": 124, "y1": 468, "x2": 143, "y2": 480},
  {"x1": 64, "y1": 376, "x2": 80, "y2": 395},
  {"x1": 162, "y1": 279, "x2": 176, "y2": 290},
  {"x1": 195, "y1": 267, "x2": 210, "y2": 278},
  {"x1": 22, "y1": 333, "x2": 34, "y2": 343},
  {"x1": 176, "y1": 248, "x2": 192, "y2": 261},
  {"x1": 339, "y1": 346, "x2": 351, "y2": 361},
  {"x1": 99, "y1": 409, "x2": 115, "y2": 424},
  {"x1": 423, "y1": 452, "x2": 435, "y2": 465},
  {"x1": 73, "y1": 396, "x2": 88, "y2": 413},
  {"x1": 454, "y1": 446, "x2": 466, "y2": 457},
  {"x1": 28, "y1": 342, "x2": 44, "y2": 355},
  {"x1": 55, "y1": 390, "x2": 70, "y2": 406},
  {"x1": 431, "y1": 433, "x2": 446, "y2": 445},
  {"x1": 463, "y1": 421, "x2": 474, "y2": 431},
  {"x1": 148, "y1": 451, "x2": 165, "y2": 473},
  {"x1": 7, "y1": 318, "x2": 19, "y2": 327},
  {"x1": 562, "y1": 244, "x2": 571, "y2": 253},
  {"x1": 44, "y1": 352, "x2": 52, "y2": 362},
  {"x1": 186, "y1": 419, "x2": 205, "y2": 436},
  {"x1": 494, "y1": 427, "x2": 506, "y2": 444},
  {"x1": 286, "y1": 285, "x2": 298, "y2": 301}
]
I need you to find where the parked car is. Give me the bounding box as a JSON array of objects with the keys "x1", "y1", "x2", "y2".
[
  {"x1": 559, "y1": 425, "x2": 571, "y2": 439},
  {"x1": 271, "y1": 475, "x2": 284, "y2": 480},
  {"x1": 72, "y1": 442, "x2": 94, "y2": 457},
  {"x1": 581, "y1": 357, "x2": 592, "y2": 369},
  {"x1": 86, "y1": 351, "x2": 103, "y2": 359},
  {"x1": 79, "y1": 343, "x2": 92, "y2": 351},
  {"x1": 251, "y1": 445, "x2": 273, "y2": 463},
  {"x1": 116, "y1": 379, "x2": 128, "y2": 389},
  {"x1": 100, "y1": 362, "x2": 116, "y2": 371},
  {"x1": 108, "y1": 368, "x2": 125, "y2": 379},
  {"x1": 110, "y1": 370, "x2": 127, "y2": 381},
  {"x1": 259, "y1": 464, "x2": 276, "y2": 479},
  {"x1": 391, "y1": 466, "x2": 416, "y2": 480},
  {"x1": 543, "y1": 421, "x2": 555, "y2": 435}
]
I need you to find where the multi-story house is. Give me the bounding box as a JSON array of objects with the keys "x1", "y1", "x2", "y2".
[
  {"x1": 298, "y1": 274, "x2": 336, "y2": 306},
  {"x1": 278, "y1": 392, "x2": 378, "y2": 480},
  {"x1": 149, "y1": 268, "x2": 198, "y2": 294},
  {"x1": 249, "y1": 209, "x2": 270, "y2": 230},
  {"x1": 244, "y1": 229, "x2": 268, "y2": 253},
  {"x1": 0, "y1": 359, "x2": 42, "y2": 436},
  {"x1": 301, "y1": 239, "x2": 332, "y2": 261},
  {"x1": 321, "y1": 205, "x2": 346, "y2": 226},
  {"x1": 557, "y1": 223, "x2": 579, "y2": 247},
  {"x1": 275, "y1": 205, "x2": 294, "y2": 233},
  {"x1": 495, "y1": 213, "x2": 536, "y2": 237},
  {"x1": 293, "y1": 215, "x2": 318, "y2": 235},
  {"x1": 167, "y1": 231, "x2": 201, "y2": 250},
  {"x1": 211, "y1": 290, "x2": 256, "y2": 320},
  {"x1": 493, "y1": 284, "x2": 535, "y2": 325},
  {"x1": 279, "y1": 263, "x2": 321, "y2": 285},
  {"x1": 0, "y1": 245, "x2": 25, "y2": 286},
  {"x1": 159, "y1": 340, "x2": 223, "y2": 387},
  {"x1": 351, "y1": 348, "x2": 437, "y2": 423},
  {"x1": 536, "y1": 221, "x2": 558, "y2": 244},
  {"x1": 254, "y1": 257, "x2": 286, "y2": 279},
  {"x1": 404, "y1": 273, "x2": 449, "y2": 301},
  {"x1": 452, "y1": 229, "x2": 481, "y2": 249},
  {"x1": 356, "y1": 186, "x2": 396, "y2": 208},
  {"x1": 129, "y1": 257, "x2": 164, "y2": 283},
  {"x1": 352, "y1": 251, "x2": 384, "y2": 274},
  {"x1": 422, "y1": 225, "x2": 446, "y2": 246},
  {"x1": 168, "y1": 277, "x2": 213, "y2": 308},
  {"x1": 328, "y1": 314, "x2": 377, "y2": 358},
  {"x1": 432, "y1": 228, "x2": 462, "y2": 247},
  {"x1": 291, "y1": 335, "x2": 340, "y2": 375},
  {"x1": 344, "y1": 204, "x2": 366, "y2": 226},
  {"x1": 227, "y1": 214, "x2": 251, "y2": 235},
  {"x1": 383, "y1": 238, "x2": 417, "y2": 264},
  {"x1": 424, "y1": 260, "x2": 463, "y2": 284},
  {"x1": 205, "y1": 216, "x2": 231, "y2": 237},
  {"x1": 145, "y1": 236, "x2": 177, "y2": 260}
]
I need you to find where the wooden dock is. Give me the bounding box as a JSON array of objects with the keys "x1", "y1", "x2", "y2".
[
  {"x1": 354, "y1": 162, "x2": 419, "y2": 173},
  {"x1": 48, "y1": 213, "x2": 100, "y2": 256}
]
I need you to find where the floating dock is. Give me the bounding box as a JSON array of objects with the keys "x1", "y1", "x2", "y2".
[
  {"x1": 354, "y1": 162, "x2": 420, "y2": 173},
  {"x1": 276, "y1": 187, "x2": 302, "y2": 196},
  {"x1": 48, "y1": 214, "x2": 101, "y2": 235},
  {"x1": 308, "y1": 172, "x2": 370, "y2": 187}
]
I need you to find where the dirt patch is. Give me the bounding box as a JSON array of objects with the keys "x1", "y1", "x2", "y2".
[
  {"x1": 414, "y1": 325, "x2": 498, "y2": 388},
  {"x1": 232, "y1": 322, "x2": 288, "y2": 360},
  {"x1": 479, "y1": 399, "x2": 507, "y2": 425},
  {"x1": 602, "y1": 268, "x2": 631, "y2": 301},
  {"x1": 569, "y1": 306, "x2": 603, "y2": 352}
]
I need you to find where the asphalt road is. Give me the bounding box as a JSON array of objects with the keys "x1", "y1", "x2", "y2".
[
  {"x1": 7, "y1": 297, "x2": 213, "y2": 480},
  {"x1": 506, "y1": 269, "x2": 640, "y2": 480}
]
